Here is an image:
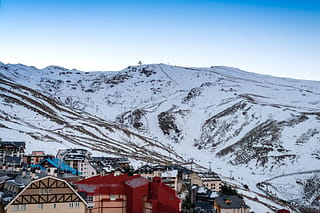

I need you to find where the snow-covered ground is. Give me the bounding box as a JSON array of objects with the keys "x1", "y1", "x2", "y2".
[{"x1": 1, "y1": 61, "x2": 320, "y2": 211}]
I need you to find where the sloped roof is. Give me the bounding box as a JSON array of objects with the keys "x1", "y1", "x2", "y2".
[
  {"x1": 125, "y1": 176, "x2": 148, "y2": 189},
  {"x1": 31, "y1": 158, "x2": 80, "y2": 175},
  {"x1": 0, "y1": 141, "x2": 25, "y2": 148},
  {"x1": 215, "y1": 195, "x2": 249, "y2": 209},
  {"x1": 74, "y1": 174, "x2": 145, "y2": 195},
  {"x1": 74, "y1": 173, "x2": 141, "y2": 185},
  {"x1": 4, "y1": 176, "x2": 87, "y2": 210},
  {"x1": 134, "y1": 164, "x2": 154, "y2": 173}
]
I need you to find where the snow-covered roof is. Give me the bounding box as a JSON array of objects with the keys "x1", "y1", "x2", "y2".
[
  {"x1": 197, "y1": 186, "x2": 208, "y2": 194},
  {"x1": 161, "y1": 170, "x2": 178, "y2": 177}
]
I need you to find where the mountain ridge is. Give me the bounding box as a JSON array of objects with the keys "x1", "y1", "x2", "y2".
[{"x1": 1, "y1": 61, "x2": 320, "y2": 211}]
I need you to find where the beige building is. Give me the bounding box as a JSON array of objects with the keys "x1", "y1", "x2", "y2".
[
  {"x1": 4, "y1": 176, "x2": 87, "y2": 213},
  {"x1": 56, "y1": 149, "x2": 97, "y2": 178},
  {"x1": 191, "y1": 172, "x2": 222, "y2": 192}
]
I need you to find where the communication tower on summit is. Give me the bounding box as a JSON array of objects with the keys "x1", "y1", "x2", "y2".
[{"x1": 138, "y1": 60, "x2": 142, "y2": 71}]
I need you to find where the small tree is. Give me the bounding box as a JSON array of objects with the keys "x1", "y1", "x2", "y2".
[{"x1": 221, "y1": 184, "x2": 238, "y2": 195}]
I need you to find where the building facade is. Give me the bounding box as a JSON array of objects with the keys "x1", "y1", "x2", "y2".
[
  {"x1": 4, "y1": 176, "x2": 87, "y2": 213},
  {"x1": 191, "y1": 172, "x2": 222, "y2": 192},
  {"x1": 57, "y1": 149, "x2": 96, "y2": 178},
  {"x1": 0, "y1": 142, "x2": 25, "y2": 167},
  {"x1": 200, "y1": 172, "x2": 222, "y2": 192},
  {"x1": 74, "y1": 173, "x2": 180, "y2": 213},
  {"x1": 23, "y1": 151, "x2": 54, "y2": 165}
]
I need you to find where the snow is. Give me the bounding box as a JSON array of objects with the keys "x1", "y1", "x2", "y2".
[
  {"x1": 161, "y1": 170, "x2": 178, "y2": 178},
  {"x1": 1, "y1": 62, "x2": 320, "y2": 211},
  {"x1": 244, "y1": 198, "x2": 276, "y2": 213},
  {"x1": 197, "y1": 186, "x2": 207, "y2": 194}
]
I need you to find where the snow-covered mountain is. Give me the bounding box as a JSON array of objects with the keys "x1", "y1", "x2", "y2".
[{"x1": 1, "y1": 62, "x2": 319, "y2": 212}]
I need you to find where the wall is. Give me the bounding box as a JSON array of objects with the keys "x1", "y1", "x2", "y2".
[{"x1": 6, "y1": 202, "x2": 86, "y2": 213}]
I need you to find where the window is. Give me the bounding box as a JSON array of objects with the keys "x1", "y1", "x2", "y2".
[
  {"x1": 69, "y1": 202, "x2": 80, "y2": 208},
  {"x1": 87, "y1": 203, "x2": 94, "y2": 208},
  {"x1": 39, "y1": 188, "x2": 51, "y2": 194},
  {"x1": 110, "y1": 195, "x2": 116, "y2": 201},
  {"x1": 13, "y1": 204, "x2": 26, "y2": 211},
  {"x1": 75, "y1": 202, "x2": 80, "y2": 208},
  {"x1": 37, "y1": 203, "x2": 43, "y2": 210},
  {"x1": 20, "y1": 205, "x2": 26, "y2": 211},
  {"x1": 87, "y1": 196, "x2": 94, "y2": 202}
]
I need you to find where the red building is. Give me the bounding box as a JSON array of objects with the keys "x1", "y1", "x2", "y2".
[
  {"x1": 149, "y1": 177, "x2": 181, "y2": 213},
  {"x1": 74, "y1": 174, "x2": 180, "y2": 213}
]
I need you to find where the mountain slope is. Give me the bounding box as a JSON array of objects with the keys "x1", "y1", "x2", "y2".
[
  {"x1": 1, "y1": 62, "x2": 320, "y2": 211},
  {"x1": 0, "y1": 77, "x2": 184, "y2": 165}
]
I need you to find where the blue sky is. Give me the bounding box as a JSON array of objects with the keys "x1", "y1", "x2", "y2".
[{"x1": 0, "y1": 0, "x2": 319, "y2": 80}]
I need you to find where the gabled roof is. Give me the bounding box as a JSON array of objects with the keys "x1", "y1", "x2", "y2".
[
  {"x1": 0, "y1": 141, "x2": 25, "y2": 148},
  {"x1": 31, "y1": 158, "x2": 80, "y2": 175},
  {"x1": 215, "y1": 195, "x2": 249, "y2": 209},
  {"x1": 4, "y1": 176, "x2": 87, "y2": 209}
]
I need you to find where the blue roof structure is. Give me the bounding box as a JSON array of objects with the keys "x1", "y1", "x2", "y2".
[{"x1": 31, "y1": 158, "x2": 80, "y2": 175}]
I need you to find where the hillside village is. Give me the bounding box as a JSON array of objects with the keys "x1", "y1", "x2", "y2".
[{"x1": 0, "y1": 141, "x2": 293, "y2": 213}]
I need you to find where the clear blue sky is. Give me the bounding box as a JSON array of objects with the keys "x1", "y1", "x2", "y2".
[{"x1": 0, "y1": 0, "x2": 319, "y2": 80}]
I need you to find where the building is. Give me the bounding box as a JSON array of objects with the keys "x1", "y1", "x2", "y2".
[
  {"x1": 31, "y1": 158, "x2": 80, "y2": 176},
  {"x1": 0, "y1": 142, "x2": 25, "y2": 167},
  {"x1": 189, "y1": 185, "x2": 219, "y2": 205},
  {"x1": 92, "y1": 157, "x2": 130, "y2": 169},
  {"x1": 57, "y1": 149, "x2": 97, "y2": 178},
  {"x1": 90, "y1": 157, "x2": 129, "y2": 175},
  {"x1": 189, "y1": 184, "x2": 220, "y2": 212},
  {"x1": 74, "y1": 173, "x2": 180, "y2": 213},
  {"x1": 161, "y1": 169, "x2": 178, "y2": 191},
  {"x1": 148, "y1": 177, "x2": 181, "y2": 213},
  {"x1": 194, "y1": 202, "x2": 215, "y2": 213},
  {"x1": 134, "y1": 164, "x2": 192, "y2": 193},
  {"x1": 23, "y1": 151, "x2": 54, "y2": 165},
  {"x1": 4, "y1": 176, "x2": 87, "y2": 213},
  {"x1": 200, "y1": 172, "x2": 222, "y2": 192},
  {"x1": 134, "y1": 164, "x2": 155, "y2": 180},
  {"x1": 191, "y1": 172, "x2": 222, "y2": 192},
  {"x1": 214, "y1": 195, "x2": 250, "y2": 213},
  {"x1": 4, "y1": 157, "x2": 22, "y2": 168}
]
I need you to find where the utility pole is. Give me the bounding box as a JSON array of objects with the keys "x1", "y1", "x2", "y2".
[
  {"x1": 190, "y1": 158, "x2": 194, "y2": 172},
  {"x1": 229, "y1": 170, "x2": 233, "y2": 179},
  {"x1": 208, "y1": 161, "x2": 212, "y2": 172}
]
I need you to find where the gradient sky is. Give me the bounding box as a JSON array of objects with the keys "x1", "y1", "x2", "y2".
[{"x1": 0, "y1": 0, "x2": 319, "y2": 80}]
